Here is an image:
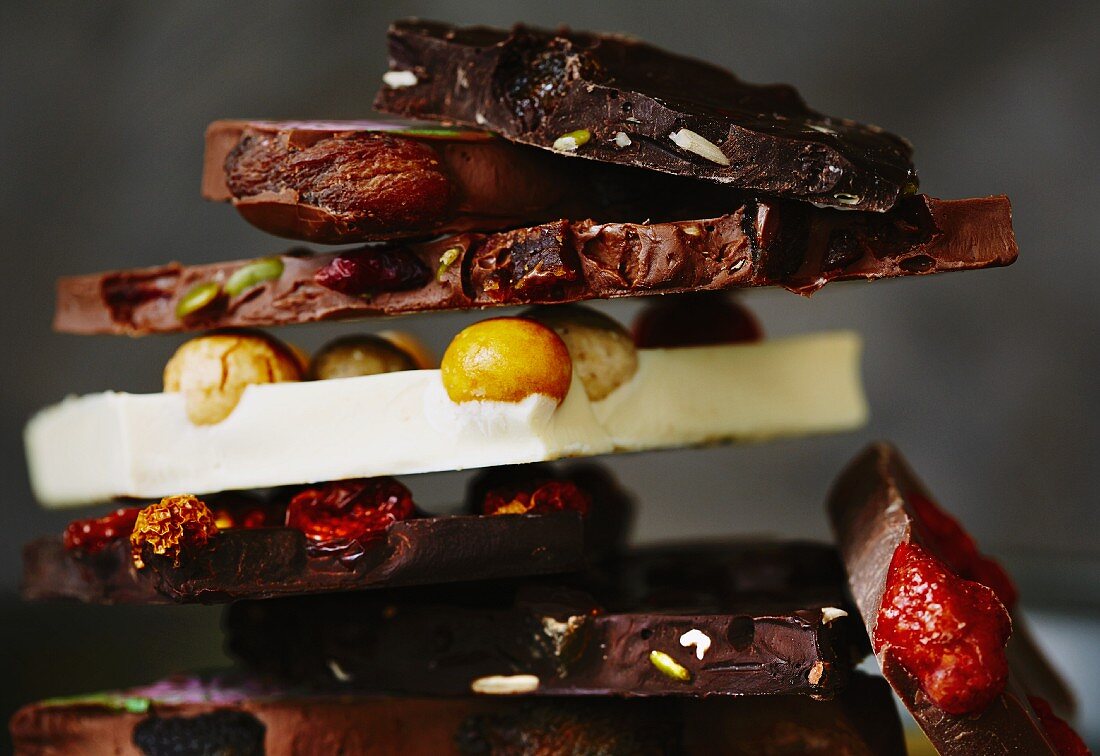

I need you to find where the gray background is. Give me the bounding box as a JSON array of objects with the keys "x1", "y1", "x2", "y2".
[{"x1": 2, "y1": 0, "x2": 1098, "y2": 749}]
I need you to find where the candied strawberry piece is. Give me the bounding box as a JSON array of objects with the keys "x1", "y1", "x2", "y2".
[
  {"x1": 908, "y1": 491, "x2": 1018, "y2": 608},
  {"x1": 875, "y1": 541, "x2": 1011, "y2": 716},
  {"x1": 63, "y1": 507, "x2": 141, "y2": 555},
  {"x1": 1029, "y1": 697, "x2": 1092, "y2": 756},
  {"x1": 483, "y1": 479, "x2": 591, "y2": 517},
  {"x1": 285, "y1": 477, "x2": 415, "y2": 544},
  {"x1": 130, "y1": 495, "x2": 220, "y2": 569},
  {"x1": 314, "y1": 247, "x2": 430, "y2": 296},
  {"x1": 631, "y1": 293, "x2": 762, "y2": 348}
]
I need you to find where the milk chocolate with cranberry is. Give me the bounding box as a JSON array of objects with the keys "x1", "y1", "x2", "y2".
[
  {"x1": 375, "y1": 21, "x2": 916, "y2": 212},
  {"x1": 55, "y1": 194, "x2": 1015, "y2": 336},
  {"x1": 227, "y1": 540, "x2": 863, "y2": 699},
  {"x1": 827, "y1": 443, "x2": 1087, "y2": 755}
]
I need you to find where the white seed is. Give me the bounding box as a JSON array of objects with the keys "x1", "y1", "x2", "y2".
[
  {"x1": 679, "y1": 629, "x2": 712, "y2": 660},
  {"x1": 470, "y1": 674, "x2": 540, "y2": 695},
  {"x1": 327, "y1": 659, "x2": 353, "y2": 683},
  {"x1": 553, "y1": 135, "x2": 580, "y2": 152},
  {"x1": 833, "y1": 193, "x2": 862, "y2": 206},
  {"x1": 475, "y1": 112, "x2": 489, "y2": 126},
  {"x1": 456, "y1": 68, "x2": 469, "y2": 89},
  {"x1": 669, "y1": 129, "x2": 730, "y2": 166},
  {"x1": 613, "y1": 131, "x2": 632, "y2": 148},
  {"x1": 821, "y1": 607, "x2": 849, "y2": 624},
  {"x1": 382, "y1": 70, "x2": 418, "y2": 89}
]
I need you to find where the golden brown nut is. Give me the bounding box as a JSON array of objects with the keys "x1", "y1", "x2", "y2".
[
  {"x1": 441, "y1": 317, "x2": 572, "y2": 404},
  {"x1": 130, "y1": 494, "x2": 219, "y2": 569},
  {"x1": 163, "y1": 331, "x2": 303, "y2": 425},
  {"x1": 309, "y1": 335, "x2": 418, "y2": 380},
  {"x1": 377, "y1": 330, "x2": 436, "y2": 369},
  {"x1": 524, "y1": 305, "x2": 638, "y2": 401}
]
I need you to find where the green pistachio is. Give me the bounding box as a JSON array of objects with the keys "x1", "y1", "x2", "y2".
[
  {"x1": 41, "y1": 693, "x2": 150, "y2": 714},
  {"x1": 175, "y1": 282, "x2": 221, "y2": 319},
  {"x1": 224, "y1": 256, "x2": 284, "y2": 297},
  {"x1": 436, "y1": 247, "x2": 462, "y2": 282},
  {"x1": 552, "y1": 129, "x2": 591, "y2": 152},
  {"x1": 649, "y1": 650, "x2": 692, "y2": 682},
  {"x1": 903, "y1": 179, "x2": 920, "y2": 196}
]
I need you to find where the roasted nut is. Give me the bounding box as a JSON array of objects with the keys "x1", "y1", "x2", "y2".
[
  {"x1": 524, "y1": 305, "x2": 638, "y2": 401},
  {"x1": 377, "y1": 330, "x2": 436, "y2": 369},
  {"x1": 163, "y1": 331, "x2": 303, "y2": 425},
  {"x1": 441, "y1": 318, "x2": 572, "y2": 404},
  {"x1": 309, "y1": 335, "x2": 418, "y2": 380}
]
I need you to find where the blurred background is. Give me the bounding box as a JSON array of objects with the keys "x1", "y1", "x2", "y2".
[{"x1": 2, "y1": 1, "x2": 1098, "y2": 750}]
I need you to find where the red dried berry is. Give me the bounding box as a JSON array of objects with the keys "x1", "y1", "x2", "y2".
[
  {"x1": 208, "y1": 493, "x2": 285, "y2": 530},
  {"x1": 875, "y1": 541, "x2": 1011, "y2": 716},
  {"x1": 314, "y1": 248, "x2": 431, "y2": 296},
  {"x1": 63, "y1": 507, "x2": 142, "y2": 555},
  {"x1": 908, "y1": 491, "x2": 1018, "y2": 608},
  {"x1": 285, "y1": 477, "x2": 415, "y2": 544},
  {"x1": 482, "y1": 479, "x2": 591, "y2": 517},
  {"x1": 631, "y1": 293, "x2": 762, "y2": 348},
  {"x1": 1029, "y1": 697, "x2": 1091, "y2": 756}
]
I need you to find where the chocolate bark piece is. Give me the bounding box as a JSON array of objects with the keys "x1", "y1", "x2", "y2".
[
  {"x1": 203, "y1": 119, "x2": 743, "y2": 243},
  {"x1": 22, "y1": 513, "x2": 585, "y2": 604},
  {"x1": 55, "y1": 194, "x2": 1016, "y2": 336},
  {"x1": 226, "y1": 541, "x2": 865, "y2": 699},
  {"x1": 827, "y1": 443, "x2": 1073, "y2": 754},
  {"x1": 375, "y1": 20, "x2": 916, "y2": 212},
  {"x1": 10, "y1": 672, "x2": 904, "y2": 755}
]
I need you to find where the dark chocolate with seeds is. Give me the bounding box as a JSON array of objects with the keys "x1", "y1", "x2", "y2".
[
  {"x1": 376, "y1": 20, "x2": 916, "y2": 212},
  {"x1": 55, "y1": 194, "x2": 1015, "y2": 336}
]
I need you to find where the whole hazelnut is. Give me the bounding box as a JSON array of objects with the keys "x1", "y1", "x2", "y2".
[
  {"x1": 163, "y1": 331, "x2": 303, "y2": 425},
  {"x1": 524, "y1": 305, "x2": 638, "y2": 401},
  {"x1": 377, "y1": 330, "x2": 436, "y2": 369},
  {"x1": 309, "y1": 335, "x2": 418, "y2": 380}
]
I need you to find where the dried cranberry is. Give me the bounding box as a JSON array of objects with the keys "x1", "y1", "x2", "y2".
[
  {"x1": 130, "y1": 495, "x2": 220, "y2": 569},
  {"x1": 875, "y1": 541, "x2": 1011, "y2": 716},
  {"x1": 285, "y1": 477, "x2": 415, "y2": 543},
  {"x1": 1029, "y1": 697, "x2": 1091, "y2": 756},
  {"x1": 631, "y1": 293, "x2": 762, "y2": 348},
  {"x1": 908, "y1": 491, "x2": 1018, "y2": 608},
  {"x1": 314, "y1": 248, "x2": 430, "y2": 296},
  {"x1": 483, "y1": 480, "x2": 591, "y2": 517},
  {"x1": 63, "y1": 507, "x2": 141, "y2": 555}
]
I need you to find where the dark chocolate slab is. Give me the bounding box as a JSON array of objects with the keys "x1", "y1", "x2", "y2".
[
  {"x1": 55, "y1": 194, "x2": 1015, "y2": 335},
  {"x1": 22, "y1": 513, "x2": 585, "y2": 605},
  {"x1": 10, "y1": 672, "x2": 904, "y2": 756},
  {"x1": 827, "y1": 443, "x2": 1070, "y2": 754},
  {"x1": 375, "y1": 20, "x2": 916, "y2": 212},
  {"x1": 226, "y1": 541, "x2": 865, "y2": 699}
]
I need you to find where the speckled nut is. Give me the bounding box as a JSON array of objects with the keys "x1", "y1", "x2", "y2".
[
  {"x1": 524, "y1": 305, "x2": 638, "y2": 401},
  {"x1": 441, "y1": 318, "x2": 572, "y2": 404},
  {"x1": 376, "y1": 330, "x2": 436, "y2": 369},
  {"x1": 163, "y1": 331, "x2": 303, "y2": 425},
  {"x1": 309, "y1": 335, "x2": 418, "y2": 380}
]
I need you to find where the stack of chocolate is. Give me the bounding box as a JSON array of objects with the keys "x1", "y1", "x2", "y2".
[{"x1": 12, "y1": 20, "x2": 1088, "y2": 756}]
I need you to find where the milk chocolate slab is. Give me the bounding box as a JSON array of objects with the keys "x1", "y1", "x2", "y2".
[
  {"x1": 226, "y1": 541, "x2": 865, "y2": 699},
  {"x1": 204, "y1": 119, "x2": 743, "y2": 243},
  {"x1": 827, "y1": 443, "x2": 1074, "y2": 754},
  {"x1": 22, "y1": 513, "x2": 585, "y2": 605},
  {"x1": 10, "y1": 672, "x2": 904, "y2": 755},
  {"x1": 55, "y1": 194, "x2": 1015, "y2": 335},
  {"x1": 375, "y1": 20, "x2": 916, "y2": 212}
]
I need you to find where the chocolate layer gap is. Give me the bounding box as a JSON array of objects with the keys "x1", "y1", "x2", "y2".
[
  {"x1": 376, "y1": 20, "x2": 917, "y2": 211},
  {"x1": 55, "y1": 194, "x2": 1016, "y2": 335},
  {"x1": 827, "y1": 443, "x2": 1074, "y2": 754}
]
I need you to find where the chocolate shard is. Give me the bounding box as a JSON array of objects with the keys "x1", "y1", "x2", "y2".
[
  {"x1": 375, "y1": 20, "x2": 917, "y2": 212},
  {"x1": 827, "y1": 443, "x2": 1077, "y2": 754},
  {"x1": 55, "y1": 194, "x2": 1015, "y2": 336},
  {"x1": 227, "y1": 541, "x2": 866, "y2": 699},
  {"x1": 203, "y1": 119, "x2": 746, "y2": 243},
  {"x1": 10, "y1": 672, "x2": 904, "y2": 755},
  {"x1": 21, "y1": 513, "x2": 586, "y2": 604}
]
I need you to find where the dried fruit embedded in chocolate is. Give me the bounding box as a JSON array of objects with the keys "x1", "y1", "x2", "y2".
[
  {"x1": 874, "y1": 541, "x2": 1011, "y2": 716},
  {"x1": 63, "y1": 507, "x2": 141, "y2": 555},
  {"x1": 285, "y1": 477, "x2": 415, "y2": 544},
  {"x1": 631, "y1": 293, "x2": 763, "y2": 348},
  {"x1": 314, "y1": 247, "x2": 430, "y2": 296},
  {"x1": 1029, "y1": 697, "x2": 1091, "y2": 756},
  {"x1": 483, "y1": 479, "x2": 591, "y2": 517},
  {"x1": 467, "y1": 222, "x2": 581, "y2": 302},
  {"x1": 208, "y1": 493, "x2": 284, "y2": 530},
  {"x1": 130, "y1": 495, "x2": 220, "y2": 569}
]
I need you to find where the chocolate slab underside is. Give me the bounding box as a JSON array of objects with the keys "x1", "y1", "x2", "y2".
[
  {"x1": 375, "y1": 20, "x2": 916, "y2": 211},
  {"x1": 55, "y1": 194, "x2": 1016, "y2": 336},
  {"x1": 827, "y1": 443, "x2": 1064, "y2": 754},
  {"x1": 203, "y1": 119, "x2": 748, "y2": 243},
  {"x1": 21, "y1": 513, "x2": 584, "y2": 604},
  {"x1": 226, "y1": 541, "x2": 865, "y2": 699},
  {"x1": 10, "y1": 673, "x2": 904, "y2": 756}
]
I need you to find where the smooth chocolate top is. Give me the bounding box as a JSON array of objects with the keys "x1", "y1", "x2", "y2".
[
  {"x1": 227, "y1": 541, "x2": 866, "y2": 700},
  {"x1": 55, "y1": 195, "x2": 1016, "y2": 336},
  {"x1": 827, "y1": 443, "x2": 1066, "y2": 754},
  {"x1": 375, "y1": 20, "x2": 917, "y2": 212},
  {"x1": 10, "y1": 672, "x2": 903, "y2": 756}
]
